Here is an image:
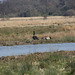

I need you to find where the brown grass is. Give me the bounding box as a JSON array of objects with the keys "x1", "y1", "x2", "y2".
[
  {"x1": 0, "y1": 16, "x2": 75, "y2": 28},
  {"x1": 0, "y1": 16, "x2": 75, "y2": 45},
  {"x1": 37, "y1": 30, "x2": 75, "y2": 39}
]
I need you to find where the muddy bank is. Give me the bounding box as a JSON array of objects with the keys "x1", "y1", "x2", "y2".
[
  {"x1": 0, "y1": 38, "x2": 75, "y2": 46},
  {"x1": 0, "y1": 40, "x2": 45, "y2": 46},
  {"x1": 0, "y1": 41, "x2": 29, "y2": 46},
  {"x1": 0, "y1": 51, "x2": 75, "y2": 61}
]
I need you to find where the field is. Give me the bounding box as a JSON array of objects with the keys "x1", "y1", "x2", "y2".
[
  {"x1": 0, "y1": 16, "x2": 75, "y2": 75},
  {"x1": 0, "y1": 16, "x2": 75, "y2": 45},
  {"x1": 0, "y1": 16, "x2": 75, "y2": 27},
  {"x1": 0, "y1": 51, "x2": 75, "y2": 75}
]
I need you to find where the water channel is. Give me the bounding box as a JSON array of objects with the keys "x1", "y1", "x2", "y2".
[{"x1": 0, "y1": 43, "x2": 75, "y2": 57}]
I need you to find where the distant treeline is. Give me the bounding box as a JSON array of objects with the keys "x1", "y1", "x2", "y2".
[{"x1": 0, "y1": 0, "x2": 75, "y2": 17}]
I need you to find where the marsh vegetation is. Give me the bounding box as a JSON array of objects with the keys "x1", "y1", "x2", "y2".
[
  {"x1": 0, "y1": 22, "x2": 75, "y2": 45},
  {"x1": 0, "y1": 51, "x2": 75, "y2": 75}
]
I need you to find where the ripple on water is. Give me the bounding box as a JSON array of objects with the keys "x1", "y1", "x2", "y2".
[{"x1": 0, "y1": 43, "x2": 75, "y2": 57}]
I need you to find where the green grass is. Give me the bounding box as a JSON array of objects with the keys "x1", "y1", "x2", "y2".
[
  {"x1": 0, "y1": 26, "x2": 49, "y2": 35},
  {"x1": 0, "y1": 25, "x2": 75, "y2": 46},
  {"x1": 55, "y1": 36, "x2": 75, "y2": 43},
  {"x1": 0, "y1": 51, "x2": 75, "y2": 75},
  {"x1": 0, "y1": 25, "x2": 72, "y2": 36}
]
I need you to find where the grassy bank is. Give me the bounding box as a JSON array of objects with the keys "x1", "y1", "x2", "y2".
[
  {"x1": 0, "y1": 16, "x2": 75, "y2": 46},
  {"x1": 0, "y1": 51, "x2": 75, "y2": 75},
  {"x1": 0, "y1": 25, "x2": 75, "y2": 46}
]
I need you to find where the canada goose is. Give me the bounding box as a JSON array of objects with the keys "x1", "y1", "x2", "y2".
[
  {"x1": 41, "y1": 36, "x2": 51, "y2": 40},
  {"x1": 32, "y1": 31, "x2": 39, "y2": 40}
]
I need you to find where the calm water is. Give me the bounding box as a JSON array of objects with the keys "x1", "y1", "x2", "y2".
[{"x1": 0, "y1": 43, "x2": 75, "y2": 57}]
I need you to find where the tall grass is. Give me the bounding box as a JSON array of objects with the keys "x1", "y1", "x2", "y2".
[
  {"x1": 0, "y1": 51, "x2": 75, "y2": 75},
  {"x1": 0, "y1": 25, "x2": 75, "y2": 45}
]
